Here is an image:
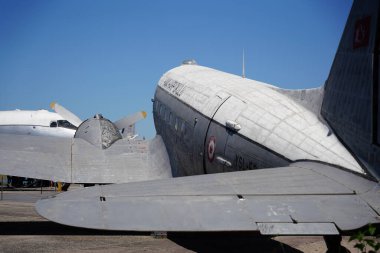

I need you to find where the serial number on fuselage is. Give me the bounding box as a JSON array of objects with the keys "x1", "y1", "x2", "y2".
[
  {"x1": 235, "y1": 154, "x2": 258, "y2": 171},
  {"x1": 162, "y1": 79, "x2": 186, "y2": 97}
]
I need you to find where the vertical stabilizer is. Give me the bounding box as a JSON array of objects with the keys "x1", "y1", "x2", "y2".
[{"x1": 321, "y1": 0, "x2": 380, "y2": 179}]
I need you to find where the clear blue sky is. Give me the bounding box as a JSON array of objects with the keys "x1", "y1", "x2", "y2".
[{"x1": 0, "y1": 0, "x2": 352, "y2": 138}]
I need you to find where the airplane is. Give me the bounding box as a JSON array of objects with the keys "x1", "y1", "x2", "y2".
[
  {"x1": 0, "y1": 109, "x2": 77, "y2": 138},
  {"x1": 0, "y1": 0, "x2": 379, "y2": 251}
]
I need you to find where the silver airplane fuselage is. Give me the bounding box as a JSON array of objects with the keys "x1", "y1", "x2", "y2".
[{"x1": 153, "y1": 64, "x2": 364, "y2": 177}]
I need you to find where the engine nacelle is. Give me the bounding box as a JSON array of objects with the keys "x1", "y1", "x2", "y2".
[{"x1": 74, "y1": 114, "x2": 122, "y2": 149}]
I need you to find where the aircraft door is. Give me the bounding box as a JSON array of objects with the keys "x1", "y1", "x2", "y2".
[
  {"x1": 204, "y1": 96, "x2": 246, "y2": 174},
  {"x1": 192, "y1": 91, "x2": 230, "y2": 174}
]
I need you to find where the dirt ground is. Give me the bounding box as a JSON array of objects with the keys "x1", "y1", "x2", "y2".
[{"x1": 0, "y1": 190, "x2": 359, "y2": 253}]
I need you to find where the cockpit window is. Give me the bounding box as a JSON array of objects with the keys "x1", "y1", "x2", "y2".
[
  {"x1": 57, "y1": 120, "x2": 77, "y2": 130},
  {"x1": 50, "y1": 121, "x2": 57, "y2": 127}
]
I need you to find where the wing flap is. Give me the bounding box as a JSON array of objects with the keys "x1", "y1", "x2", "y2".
[{"x1": 257, "y1": 223, "x2": 339, "y2": 235}]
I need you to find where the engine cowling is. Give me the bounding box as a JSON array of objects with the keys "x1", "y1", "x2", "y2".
[{"x1": 74, "y1": 114, "x2": 122, "y2": 149}]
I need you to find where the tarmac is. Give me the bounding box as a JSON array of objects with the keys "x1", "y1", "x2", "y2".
[{"x1": 0, "y1": 188, "x2": 359, "y2": 253}]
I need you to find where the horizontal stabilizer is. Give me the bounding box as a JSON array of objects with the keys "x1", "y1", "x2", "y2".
[{"x1": 36, "y1": 162, "x2": 380, "y2": 233}]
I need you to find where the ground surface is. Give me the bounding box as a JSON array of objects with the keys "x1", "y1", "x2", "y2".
[{"x1": 0, "y1": 189, "x2": 359, "y2": 253}]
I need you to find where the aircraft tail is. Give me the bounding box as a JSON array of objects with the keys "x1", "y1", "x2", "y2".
[{"x1": 321, "y1": 0, "x2": 380, "y2": 179}]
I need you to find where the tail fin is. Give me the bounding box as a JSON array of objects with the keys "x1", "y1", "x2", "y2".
[{"x1": 321, "y1": 0, "x2": 380, "y2": 179}]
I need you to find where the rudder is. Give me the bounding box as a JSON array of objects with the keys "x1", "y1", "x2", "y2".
[{"x1": 321, "y1": 0, "x2": 380, "y2": 179}]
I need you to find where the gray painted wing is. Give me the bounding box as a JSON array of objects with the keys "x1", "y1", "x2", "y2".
[
  {"x1": 0, "y1": 134, "x2": 72, "y2": 182},
  {"x1": 0, "y1": 134, "x2": 171, "y2": 183},
  {"x1": 36, "y1": 162, "x2": 380, "y2": 234}
]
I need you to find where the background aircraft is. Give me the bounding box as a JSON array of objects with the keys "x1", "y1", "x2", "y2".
[
  {"x1": 0, "y1": 109, "x2": 76, "y2": 138},
  {"x1": 0, "y1": 102, "x2": 147, "y2": 139},
  {"x1": 0, "y1": 0, "x2": 379, "y2": 251}
]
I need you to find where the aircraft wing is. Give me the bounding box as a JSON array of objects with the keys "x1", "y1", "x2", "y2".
[
  {"x1": 0, "y1": 133, "x2": 171, "y2": 183},
  {"x1": 36, "y1": 161, "x2": 380, "y2": 234}
]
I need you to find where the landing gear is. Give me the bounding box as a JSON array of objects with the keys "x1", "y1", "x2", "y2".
[
  {"x1": 323, "y1": 235, "x2": 349, "y2": 253},
  {"x1": 61, "y1": 183, "x2": 71, "y2": 191}
]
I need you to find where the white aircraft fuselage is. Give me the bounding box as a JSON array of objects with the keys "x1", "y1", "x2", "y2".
[
  {"x1": 0, "y1": 110, "x2": 76, "y2": 138},
  {"x1": 154, "y1": 64, "x2": 364, "y2": 178}
]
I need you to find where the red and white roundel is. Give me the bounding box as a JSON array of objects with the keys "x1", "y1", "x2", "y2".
[{"x1": 207, "y1": 136, "x2": 216, "y2": 162}]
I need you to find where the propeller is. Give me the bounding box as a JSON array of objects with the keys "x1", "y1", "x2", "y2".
[
  {"x1": 50, "y1": 102, "x2": 146, "y2": 136},
  {"x1": 50, "y1": 102, "x2": 82, "y2": 127},
  {"x1": 114, "y1": 111, "x2": 147, "y2": 130}
]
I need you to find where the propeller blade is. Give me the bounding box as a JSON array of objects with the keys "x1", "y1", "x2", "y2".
[
  {"x1": 114, "y1": 111, "x2": 147, "y2": 130},
  {"x1": 50, "y1": 102, "x2": 83, "y2": 127}
]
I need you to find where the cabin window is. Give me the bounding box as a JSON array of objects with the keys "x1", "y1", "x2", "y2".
[
  {"x1": 183, "y1": 121, "x2": 192, "y2": 146},
  {"x1": 165, "y1": 110, "x2": 170, "y2": 122},
  {"x1": 169, "y1": 112, "x2": 173, "y2": 126},
  {"x1": 175, "y1": 117, "x2": 179, "y2": 131},
  {"x1": 156, "y1": 101, "x2": 160, "y2": 112},
  {"x1": 57, "y1": 120, "x2": 77, "y2": 130},
  {"x1": 180, "y1": 121, "x2": 186, "y2": 134},
  {"x1": 160, "y1": 105, "x2": 165, "y2": 118}
]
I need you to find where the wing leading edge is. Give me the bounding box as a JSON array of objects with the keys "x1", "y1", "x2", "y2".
[{"x1": 36, "y1": 162, "x2": 380, "y2": 234}]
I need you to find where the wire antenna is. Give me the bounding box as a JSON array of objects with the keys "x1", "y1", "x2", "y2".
[{"x1": 242, "y1": 49, "x2": 246, "y2": 78}]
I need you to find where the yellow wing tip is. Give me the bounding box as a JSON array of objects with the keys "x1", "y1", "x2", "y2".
[
  {"x1": 50, "y1": 102, "x2": 56, "y2": 110},
  {"x1": 142, "y1": 111, "x2": 147, "y2": 118}
]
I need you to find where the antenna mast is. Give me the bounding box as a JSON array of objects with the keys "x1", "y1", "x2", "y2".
[{"x1": 242, "y1": 49, "x2": 246, "y2": 78}]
